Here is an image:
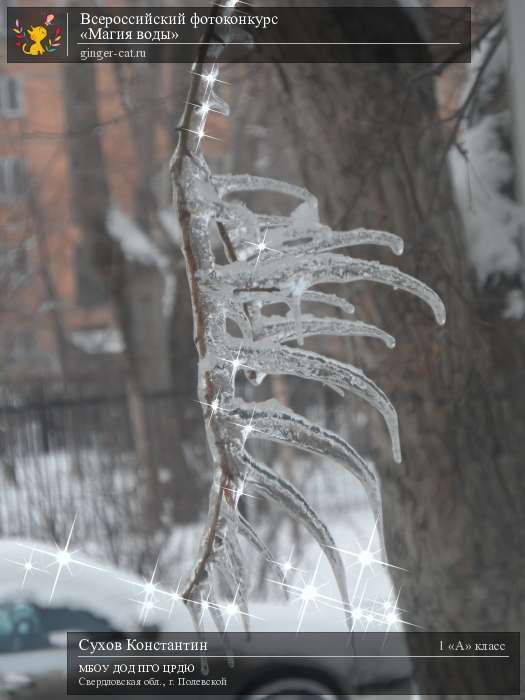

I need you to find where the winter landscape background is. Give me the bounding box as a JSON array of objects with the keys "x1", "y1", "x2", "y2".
[{"x1": 1, "y1": 1, "x2": 524, "y2": 698}]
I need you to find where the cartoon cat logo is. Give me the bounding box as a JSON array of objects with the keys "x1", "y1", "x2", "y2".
[{"x1": 12, "y1": 14, "x2": 62, "y2": 56}]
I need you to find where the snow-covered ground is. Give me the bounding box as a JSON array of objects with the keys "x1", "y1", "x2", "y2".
[
  {"x1": 0, "y1": 520, "x2": 411, "y2": 695},
  {"x1": 0, "y1": 435, "x2": 412, "y2": 695}
]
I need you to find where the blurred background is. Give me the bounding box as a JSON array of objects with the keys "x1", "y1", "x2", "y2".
[{"x1": 0, "y1": 2, "x2": 523, "y2": 696}]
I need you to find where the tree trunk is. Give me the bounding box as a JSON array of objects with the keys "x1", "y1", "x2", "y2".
[
  {"x1": 62, "y1": 61, "x2": 163, "y2": 529},
  {"x1": 25, "y1": 184, "x2": 70, "y2": 378},
  {"x1": 274, "y1": 15, "x2": 525, "y2": 700}
]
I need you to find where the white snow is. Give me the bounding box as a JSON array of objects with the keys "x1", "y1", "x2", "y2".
[
  {"x1": 466, "y1": 28, "x2": 508, "y2": 113},
  {"x1": 158, "y1": 207, "x2": 182, "y2": 246},
  {"x1": 449, "y1": 31, "x2": 525, "y2": 319},
  {"x1": 70, "y1": 328, "x2": 124, "y2": 354},
  {"x1": 0, "y1": 671, "x2": 32, "y2": 692},
  {"x1": 503, "y1": 288, "x2": 525, "y2": 320},
  {"x1": 0, "y1": 539, "x2": 145, "y2": 633},
  {"x1": 450, "y1": 112, "x2": 524, "y2": 284},
  {"x1": 107, "y1": 208, "x2": 166, "y2": 268}
]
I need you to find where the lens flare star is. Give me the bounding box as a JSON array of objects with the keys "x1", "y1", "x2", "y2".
[
  {"x1": 224, "y1": 472, "x2": 258, "y2": 509},
  {"x1": 4, "y1": 549, "x2": 49, "y2": 589},
  {"x1": 18, "y1": 515, "x2": 107, "y2": 603},
  {"x1": 269, "y1": 546, "x2": 305, "y2": 583},
  {"x1": 196, "y1": 390, "x2": 231, "y2": 425},
  {"x1": 219, "y1": 345, "x2": 255, "y2": 387},
  {"x1": 183, "y1": 126, "x2": 222, "y2": 151},
  {"x1": 326, "y1": 519, "x2": 407, "y2": 604},
  {"x1": 244, "y1": 229, "x2": 281, "y2": 268},
  {"x1": 231, "y1": 407, "x2": 264, "y2": 448},
  {"x1": 266, "y1": 532, "x2": 415, "y2": 634},
  {"x1": 222, "y1": 585, "x2": 262, "y2": 631}
]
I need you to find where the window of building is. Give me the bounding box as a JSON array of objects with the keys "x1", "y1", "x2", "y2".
[
  {"x1": 0, "y1": 76, "x2": 24, "y2": 117},
  {"x1": 0, "y1": 158, "x2": 27, "y2": 200}
]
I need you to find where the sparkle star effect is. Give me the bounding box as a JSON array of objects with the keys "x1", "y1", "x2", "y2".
[
  {"x1": 196, "y1": 391, "x2": 231, "y2": 425},
  {"x1": 4, "y1": 549, "x2": 49, "y2": 589},
  {"x1": 222, "y1": 584, "x2": 262, "y2": 631},
  {"x1": 184, "y1": 64, "x2": 229, "y2": 151},
  {"x1": 130, "y1": 596, "x2": 168, "y2": 627},
  {"x1": 191, "y1": 66, "x2": 228, "y2": 89},
  {"x1": 231, "y1": 407, "x2": 265, "y2": 448},
  {"x1": 186, "y1": 100, "x2": 224, "y2": 118},
  {"x1": 293, "y1": 553, "x2": 327, "y2": 632},
  {"x1": 217, "y1": 0, "x2": 251, "y2": 11},
  {"x1": 219, "y1": 345, "x2": 255, "y2": 386},
  {"x1": 167, "y1": 579, "x2": 184, "y2": 619},
  {"x1": 118, "y1": 558, "x2": 169, "y2": 625},
  {"x1": 326, "y1": 519, "x2": 407, "y2": 604},
  {"x1": 199, "y1": 589, "x2": 214, "y2": 625},
  {"x1": 244, "y1": 229, "x2": 281, "y2": 268},
  {"x1": 116, "y1": 565, "x2": 262, "y2": 630},
  {"x1": 269, "y1": 546, "x2": 306, "y2": 583},
  {"x1": 266, "y1": 536, "x2": 417, "y2": 634},
  {"x1": 18, "y1": 515, "x2": 108, "y2": 603},
  {"x1": 184, "y1": 126, "x2": 222, "y2": 152},
  {"x1": 266, "y1": 572, "x2": 412, "y2": 633},
  {"x1": 224, "y1": 472, "x2": 258, "y2": 509}
]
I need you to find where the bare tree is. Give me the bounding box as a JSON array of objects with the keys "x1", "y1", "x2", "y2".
[{"x1": 62, "y1": 61, "x2": 167, "y2": 527}]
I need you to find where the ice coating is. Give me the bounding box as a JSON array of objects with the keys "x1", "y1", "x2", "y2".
[
  {"x1": 173, "y1": 47, "x2": 445, "y2": 626},
  {"x1": 216, "y1": 340, "x2": 402, "y2": 462},
  {"x1": 229, "y1": 398, "x2": 383, "y2": 523},
  {"x1": 236, "y1": 512, "x2": 287, "y2": 593},
  {"x1": 231, "y1": 444, "x2": 351, "y2": 629},
  {"x1": 217, "y1": 253, "x2": 446, "y2": 327},
  {"x1": 212, "y1": 174, "x2": 318, "y2": 210},
  {"x1": 271, "y1": 226, "x2": 405, "y2": 257},
  {"x1": 260, "y1": 314, "x2": 396, "y2": 348}
]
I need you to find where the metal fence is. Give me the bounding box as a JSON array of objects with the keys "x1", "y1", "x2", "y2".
[{"x1": 0, "y1": 381, "x2": 200, "y2": 572}]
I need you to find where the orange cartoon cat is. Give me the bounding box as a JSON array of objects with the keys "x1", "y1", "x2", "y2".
[{"x1": 23, "y1": 25, "x2": 48, "y2": 56}]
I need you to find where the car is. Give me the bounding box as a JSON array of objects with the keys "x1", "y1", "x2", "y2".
[{"x1": 0, "y1": 539, "x2": 413, "y2": 698}]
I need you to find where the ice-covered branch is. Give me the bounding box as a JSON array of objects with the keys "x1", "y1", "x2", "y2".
[{"x1": 171, "y1": 1, "x2": 445, "y2": 626}]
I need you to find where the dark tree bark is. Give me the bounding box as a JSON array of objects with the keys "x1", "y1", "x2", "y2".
[
  {"x1": 25, "y1": 184, "x2": 70, "y2": 378},
  {"x1": 271, "y1": 9, "x2": 525, "y2": 699},
  {"x1": 62, "y1": 61, "x2": 164, "y2": 528}
]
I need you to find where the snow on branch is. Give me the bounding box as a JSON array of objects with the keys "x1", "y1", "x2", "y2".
[
  {"x1": 450, "y1": 27, "x2": 525, "y2": 317},
  {"x1": 107, "y1": 206, "x2": 175, "y2": 314},
  {"x1": 170, "y1": 2, "x2": 445, "y2": 631}
]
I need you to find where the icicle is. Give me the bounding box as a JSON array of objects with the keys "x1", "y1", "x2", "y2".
[
  {"x1": 224, "y1": 532, "x2": 251, "y2": 635},
  {"x1": 187, "y1": 601, "x2": 210, "y2": 675},
  {"x1": 236, "y1": 512, "x2": 288, "y2": 596},
  {"x1": 228, "y1": 399, "x2": 383, "y2": 523},
  {"x1": 261, "y1": 314, "x2": 396, "y2": 348},
  {"x1": 212, "y1": 174, "x2": 318, "y2": 210},
  {"x1": 231, "y1": 446, "x2": 351, "y2": 629},
  {"x1": 229, "y1": 289, "x2": 356, "y2": 319},
  {"x1": 208, "y1": 91, "x2": 230, "y2": 117},
  {"x1": 175, "y1": 42, "x2": 445, "y2": 625},
  {"x1": 217, "y1": 340, "x2": 402, "y2": 462},
  {"x1": 290, "y1": 297, "x2": 304, "y2": 346},
  {"x1": 274, "y1": 227, "x2": 404, "y2": 257},
  {"x1": 219, "y1": 253, "x2": 446, "y2": 326}
]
